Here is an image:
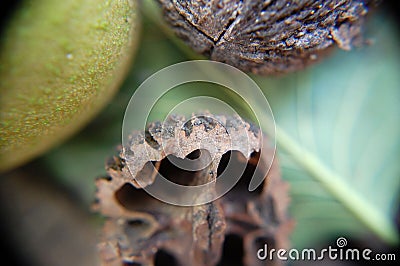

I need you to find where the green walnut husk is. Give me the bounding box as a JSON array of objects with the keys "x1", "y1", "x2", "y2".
[{"x1": 0, "y1": 0, "x2": 139, "y2": 172}]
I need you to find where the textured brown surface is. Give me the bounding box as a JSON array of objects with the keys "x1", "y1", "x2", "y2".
[
  {"x1": 94, "y1": 114, "x2": 292, "y2": 265},
  {"x1": 158, "y1": 0, "x2": 379, "y2": 74}
]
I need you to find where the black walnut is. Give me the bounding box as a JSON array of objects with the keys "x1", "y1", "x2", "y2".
[
  {"x1": 158, "y1": 0, "x2": 379, "y2": 74},
  {"x1": 94, "y1": 114, "x2": 292, "y2": 265}
]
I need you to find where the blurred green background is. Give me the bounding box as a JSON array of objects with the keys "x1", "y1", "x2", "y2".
[{"x1": 0, "y1": 1, "x2": 399, "y2": 265}]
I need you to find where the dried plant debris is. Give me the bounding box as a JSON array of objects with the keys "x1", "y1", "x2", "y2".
[
  {"x1": 157, "y1": 0, "x2": 380, "y2": 75},
  {"x1": 94, "y1": 113, "x2": 292, "y2": 265}
]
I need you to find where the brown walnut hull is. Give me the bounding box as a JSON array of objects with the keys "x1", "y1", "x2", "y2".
[
  {"x1": 158, "y1": 0, "x2": 378, "y2": 74},
  {"x1": 94, "y1": 114, "x2": 293, "y2": 265}
]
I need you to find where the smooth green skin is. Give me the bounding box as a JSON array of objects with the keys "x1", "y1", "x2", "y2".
[{"x1": 0, "y1": 0, "x2": 139, "y2": 171}]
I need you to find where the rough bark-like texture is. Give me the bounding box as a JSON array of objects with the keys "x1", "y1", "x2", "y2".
[
  {"x1": 158, "y1": 0, "x2": 379, "y2": 75},
  {"x1": 94, "y1": 114, "x2": 292, "y2": 265}
]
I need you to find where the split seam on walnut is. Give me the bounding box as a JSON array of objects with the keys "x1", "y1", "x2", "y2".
[{"x1": 157, "y1": 0, "x2": 379, "y2": 74}]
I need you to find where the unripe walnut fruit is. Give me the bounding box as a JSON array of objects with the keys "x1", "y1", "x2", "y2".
[{"x1": 0, "y1": 0, "x2": 139, "y2": 171}]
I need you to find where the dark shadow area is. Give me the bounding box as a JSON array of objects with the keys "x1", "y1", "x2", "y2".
[
  {"x1": 0, "y1": 0, "x2": 22, "y2": 37},
  {"x1": 115, "y1": 182, "x2": 155, "y2": 212},
  {"x1": 134, "y1": 149, "x2": 211, "y2": 187},
  {"x1": 217, "y1": 150, "x2": 264, "y2": 199},
  {"x1": 217, "y1": 234, "x2": 244, "y2": 266},
  {"x1": 154, "y1": 249, "x2": 179, "y2": 266}
]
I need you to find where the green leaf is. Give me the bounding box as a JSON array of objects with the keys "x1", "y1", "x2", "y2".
[{"x1": 252, "y1": 15, "x2": 400, "y2": 247}]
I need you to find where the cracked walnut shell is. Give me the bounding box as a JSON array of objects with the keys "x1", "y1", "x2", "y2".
[{"x1": 94, "y1": 114, "x2": 293, "y2": 265}]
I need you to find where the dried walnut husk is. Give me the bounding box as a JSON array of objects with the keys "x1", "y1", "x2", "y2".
[
  {"x1": 94, "y1": 114, "x2": 292, "y2": 266},
  {"x1": 158, "y1": 0, "x2": 379, "y2": 74}
]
